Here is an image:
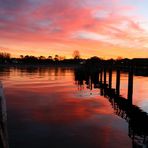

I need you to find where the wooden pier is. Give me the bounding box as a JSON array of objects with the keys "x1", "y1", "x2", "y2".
[
  {"x1": 99, "y1": 67, "x2": 134, "y2": 103},
  {"x1": 98, "y1": 67, "x2": 148, "y2": 146},
  {"x1": 75, "y1": 66, "x2": 148, "y2": 147},
  {"x1": 0, "y1": 82, "x2": 9, "y2": 148}
]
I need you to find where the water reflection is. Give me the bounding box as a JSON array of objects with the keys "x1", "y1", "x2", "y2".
[
  {"x1": 0, "y1": 82, "x2": 9, "y2": 148},
  {"x1": 0, "y1": 66, "x2": 147, "y2": 148},
  {"x1": 75, "y1": 68, "x2": 148, "y2": 147}
]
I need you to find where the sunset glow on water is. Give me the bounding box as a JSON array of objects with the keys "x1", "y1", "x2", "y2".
[
  {"x1": 0, "y1": 67, "x2": 148, "y2": 148},
  {"x1": 0, "y1": 0, "x2": 148, "y2": 147}
]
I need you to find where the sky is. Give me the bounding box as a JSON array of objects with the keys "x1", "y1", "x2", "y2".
[{"x1": 0, "y1": 0, "x2": 148, "y2": 59}]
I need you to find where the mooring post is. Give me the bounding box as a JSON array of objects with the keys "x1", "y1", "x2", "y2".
[
  {"x1": 109, "y1": 69, "x2": 112, "y2": 89},
  {"x1": 128, "y1": 67, "x2": 133, "y2": 104},
  {"x1": 116, "y1": 69, "x2": 120, "y2": 96}
]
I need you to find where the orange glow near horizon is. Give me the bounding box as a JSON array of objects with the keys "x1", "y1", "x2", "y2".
[{"x1": 0, "y1": 0, "x2": 148, "y2": 58}]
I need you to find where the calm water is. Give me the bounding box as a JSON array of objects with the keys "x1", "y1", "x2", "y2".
[{"x1": 0, "y1": 67, "x2": 148, "y2": 148}]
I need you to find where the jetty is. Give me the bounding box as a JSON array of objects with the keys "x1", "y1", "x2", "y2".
[{"x1": 75, "y1": 65, "x2": 148, "y2": 147}]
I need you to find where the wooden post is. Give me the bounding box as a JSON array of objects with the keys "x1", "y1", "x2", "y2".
[
  {"x1": 90, "y1": 76, "x2": 92, "y2": 90},
  {"x1": 116, "y1": 69, "x2": 120, "y2": 96},
  {"x1": 100, "y1": 70, "x2": 102, "y2": 83},
  {"x1": 100, "y1": 88, "x2": 104, "y2": 96},
  {"x1": 109, "y1": 69, "x2": 112, "y2": 89},
  {"x1": 128, "y1": 68, "x2": 133, "y2": 104},
  {"x1": 0, "y1": 82, "x2": 9, "y2": 148},
  {"x1": 98, "y1": 72, "x2": 100, "y2": 83},
  {"x1": 104, "y1": 68, "x2": 106, "y2": 85}
]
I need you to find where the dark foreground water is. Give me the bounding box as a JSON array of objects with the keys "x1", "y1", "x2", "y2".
[{"x1": 0, "y1": 67, "x2": 148, "y2": 148}]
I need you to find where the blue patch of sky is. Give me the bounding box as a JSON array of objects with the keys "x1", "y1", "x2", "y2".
[{"x1": 122, "y1": 0, "x2": 148, "y2": 19}]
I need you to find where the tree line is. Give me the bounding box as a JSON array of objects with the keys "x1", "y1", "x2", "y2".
[
  {"x1": 0, "y1": 50, "x2": 82, "y2": 65},
  {"x1": 0, "y1": 51, "x2": 147, "y2": 68}
]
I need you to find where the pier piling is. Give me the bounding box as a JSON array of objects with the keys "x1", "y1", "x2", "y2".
[
  {"x1": 116, "y1": 69, "x2": 120, "y2": 96},
  {"x1": 104, "y1": 68, "x2": 107, "y2": 85},
  {"x1": 100, "y1": 70, "x2": 102, "y2": 83},
  {"x1": 109, "y1": 69, "x2": 112, "y2": 89},
  {"x1": 128, "y1": 68, "x2": 133, "y2": 104}
]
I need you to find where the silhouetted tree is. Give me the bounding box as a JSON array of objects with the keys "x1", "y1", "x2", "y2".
[
  {"x1": 23, "y1": 55, "x2": 38, "y2": 64},
  {"x1": 116, "y1": 56, "x2": 123, "y2": 60},
  {"x1": 0, "y1": 52, "x2": 11, "y2": 59},
  {"x1": 20, "y1": 55, "x2": 24, "y2": 59},
  {"x1": 59, "y1": 56, "x2": 65, "y2": 61},
  {"x1": 0, "y1": 52, "x2": 11, "y2": 63},
  {"x1": 48, "y1": 56, "x2": 53, "y2": 60},
  {"x1": 54, "y1": 55, "x2": 59, "y2": 61},
  {"x1": 73, "y1": 50, "x2": 80, "y2": 59},
  {"x1": 24, "y1": 55, "x2": 29, "y2": 59},
  {"x1": 39, "y1": 56, "x2": 46, "y2": 60}
]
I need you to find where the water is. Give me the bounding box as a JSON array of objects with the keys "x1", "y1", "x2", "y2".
[{"x1": 0, "y1": 66, "x2": 148, "y2": 148}]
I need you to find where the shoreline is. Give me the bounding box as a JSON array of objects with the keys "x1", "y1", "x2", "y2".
[{"x1": 0, "y1": 63, "x2": 82, "y2": 68}]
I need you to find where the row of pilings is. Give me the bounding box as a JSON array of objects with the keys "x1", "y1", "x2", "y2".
[
  {"x1": 75, "y1": 64, "x2": 148, "y2": 146},
  {"x1": 96, "y1": 66, "x2": 148, "y2": 146},
  {"x1": 98, "y1": 65, "x2": 134, "y2": 104}
]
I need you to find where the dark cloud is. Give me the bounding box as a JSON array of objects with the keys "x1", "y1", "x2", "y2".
[{"x1": 0, "y1": 0, "x2": 27, "y2": 9}]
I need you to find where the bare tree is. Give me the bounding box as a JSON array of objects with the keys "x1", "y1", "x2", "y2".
[
  {"x1": 116, "y1": 56, "x2": 123, "y2": 60},
  {"x1": 73, "y1": 50, "x2": 80, "y2": 59},
  {"x1": 0, "y1": 52, "x2": 11, "y2": 59}
]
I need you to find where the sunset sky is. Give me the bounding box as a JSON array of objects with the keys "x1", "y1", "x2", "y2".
[{"x1": 0, "y1": 0, "x2": 148, "y2": 59}]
